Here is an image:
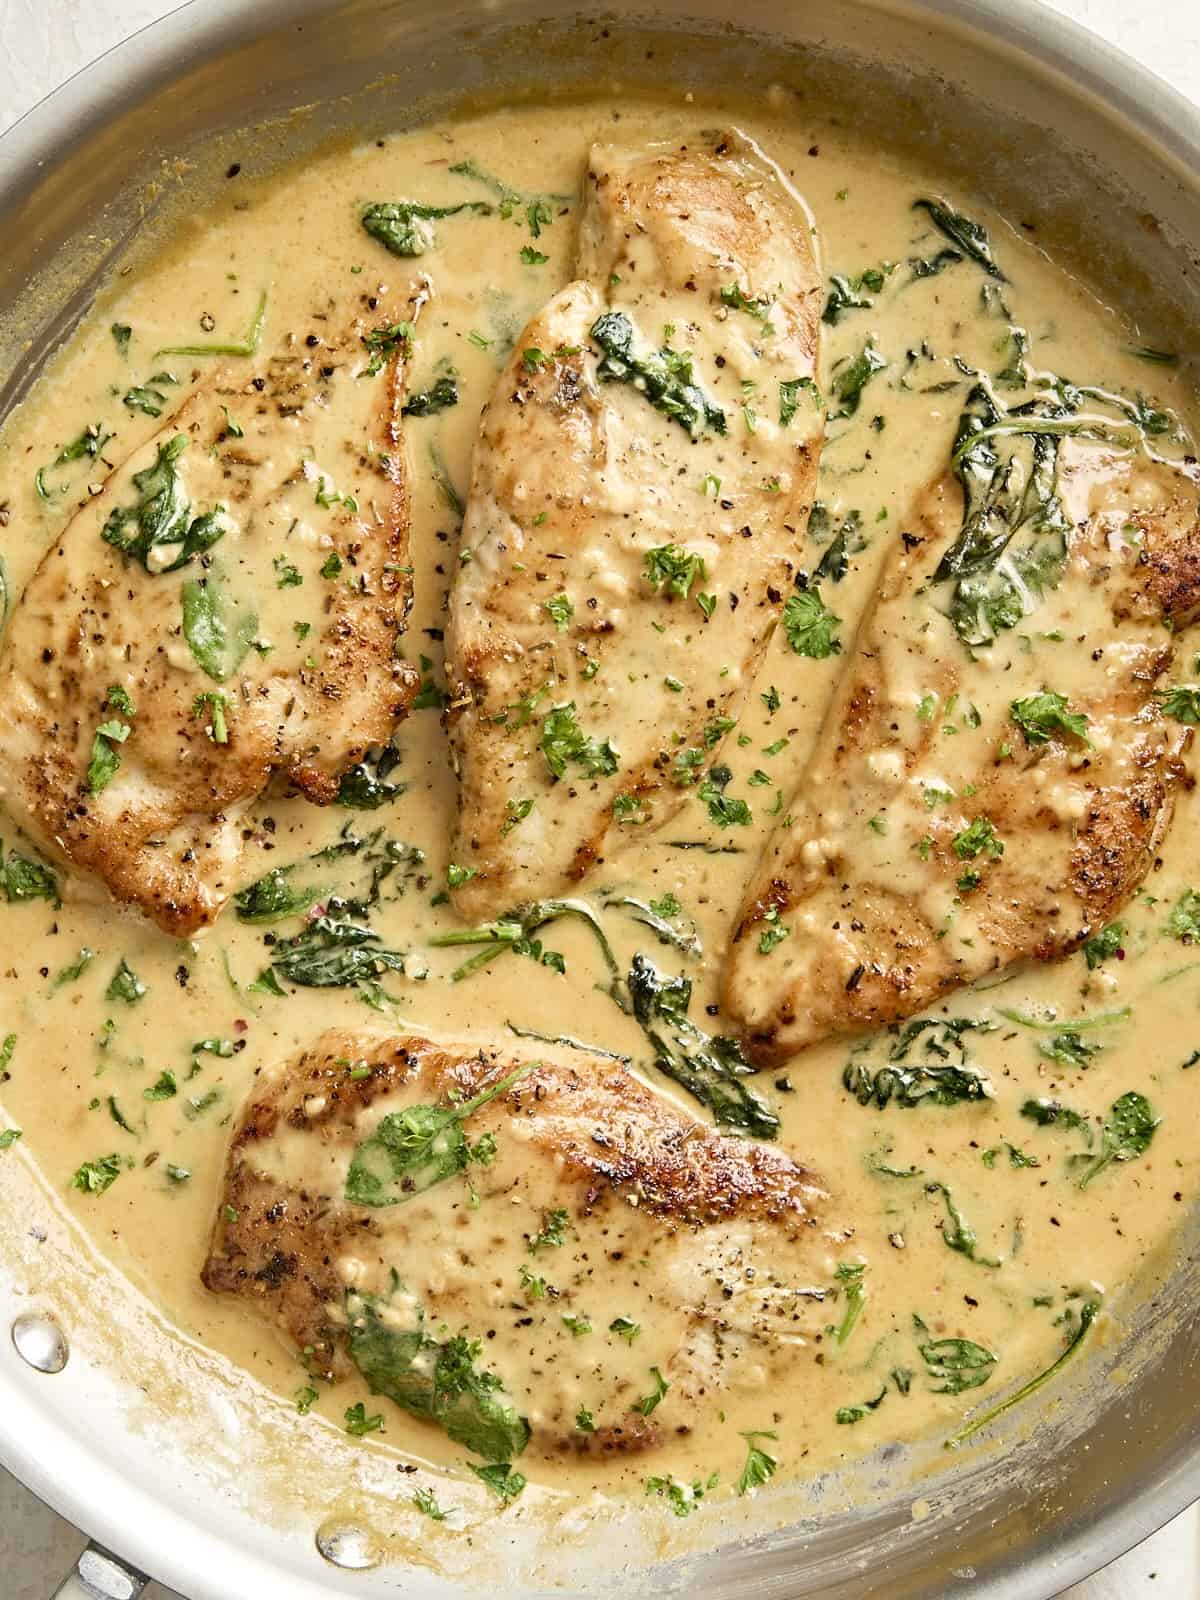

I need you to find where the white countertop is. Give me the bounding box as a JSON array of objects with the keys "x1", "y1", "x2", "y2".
[{"x1": 1, "y1": 3, "x2": 1198, "y2": 1597}]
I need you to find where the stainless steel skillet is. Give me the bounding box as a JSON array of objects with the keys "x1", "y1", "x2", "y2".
[{"x1": 1, "y1": 2, "x2": 1199, "y2": 1596}]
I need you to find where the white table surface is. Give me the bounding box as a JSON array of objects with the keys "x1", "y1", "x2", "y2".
[{"x1": 1, "y1": 2, "x2": 1199, "y2": 1597}]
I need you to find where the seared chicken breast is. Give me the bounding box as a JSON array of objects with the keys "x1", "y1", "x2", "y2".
[
  {"x1": 445, "y1": 133, "x2": 823, "y2": 917},
  {"x1": 0, "y1": 295, "x2": 420, "y2": 935},
  {"x1": 202, "y1": 1030, "x2": 830, "y2": 1460},
  {"x1": 724, "y1": 430, "x2": 1200, "y2": 1065}
]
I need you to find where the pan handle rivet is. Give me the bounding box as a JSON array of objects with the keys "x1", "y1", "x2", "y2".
[
  {"x1": 11, "y1": 1311, "x2": 68, "y2": 1374},
  {"x1": 316, "y1": 1518, "x2": 381, "y2": 1570}
]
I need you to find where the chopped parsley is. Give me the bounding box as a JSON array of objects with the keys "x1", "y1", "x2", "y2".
[
  {"x1": 1082, "y1": 921, "x2": 1125, "y2": 969},
  {"x1": 644, "y1": 543, "x2": 708, "y2": 600},
  {"x1": 1010, "y1": 690, "x2": 1090, "y2": 745},
  {"x1": 951, "y1": 817, "x2": 1004, "y2": 861},
  {"x1": 631, "y1": 1366, "x2": 670, "y2": 1416},
  {"x1": 528, "y1": 1206, "x2": 569, "y2": 1253},
  {"x1": 736, "y1": 1431, "x2": 779, "y2": 1495},
  {"x1": 782, "y1": 587, "x2": 841, "y2": 658},
  {"x1": 540, "y1": 702, "x2": 618, "y2": 780},
  {"x1": 71, "y1": 1154, "x2": 124, "y2": 1195},
  {"x1": 543, "y1": 592, "x2": 573, "y2": 633},
  {"x1": 105, "y1": 959, "x2": 147, "y2": 1005}
]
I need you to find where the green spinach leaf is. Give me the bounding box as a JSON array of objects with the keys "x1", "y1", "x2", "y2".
[
  {"x1": 103, "y1": 435, "x2": 228, "y2": 573},
  {"x1": 181, "y1": 567, "x2": 257, "y2": 682},
  {"x1": 345, "y1": 1060, "x2": 534, "y2": 1207},
  {"x1": 590, "y1": 311, "x2": 726, "y2": 439},
  {"x1": 346, "y1": 1287, "x2": 529, "y2": 1461}
]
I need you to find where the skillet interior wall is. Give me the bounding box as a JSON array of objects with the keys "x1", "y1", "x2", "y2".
[
  {"x1": 2, "y1": 0, "x2": 1200, "y2": 414},
  {"x1": 1, "y1": 3, "x2": 1200, "y2": 1597}
]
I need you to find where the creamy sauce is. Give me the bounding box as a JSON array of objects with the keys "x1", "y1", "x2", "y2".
[{"x1": 0, "y1": 92, "x2": 1198, "y2": 1538}]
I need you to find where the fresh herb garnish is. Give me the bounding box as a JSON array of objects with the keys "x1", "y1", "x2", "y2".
[
  {"x1": 0, "y1": 845, "x2": 59, "y2": 905},
  {"x1": 71, "y1": 1153, "x2": 124, "y2": 1195},
  {"x1": 645, "y1": 1474, "x2": 717, "y2": 1517},
  {"x1": 361, "y1": 320, "x2": 412, "y2": 377},
  {"x1": 736, "y1": 1431, "x2": 779, "y2": 1494},
  {"x1": 720, "y1": 283, "x2": 775, "y2": 332},
  {"x1": 1168, "y1": 889, "x2": 1200, "y2": 943},
  {"x1": 836, "y1": 1386, "x2": 887, "y2": 1425},
  {"x1": 105, "y1": 959, "x2": 146, "y2": 1005},
  {"x1": 779, "y1": 376, "x2": 821, "y2": 425},
  {"x1": 1010, "y1": 691, "x2": 1090, "y2": 746},
  {"x1": 540, "y1": 702, "x2": 618, "y2": 780},
  {"x1": 543, "y1": 592, "x2": 573, "y2": 634},
  {"x1": 528, "y1": 1206, "x2": 569, "y2": 1253},
  {"x1": 86, "y1": 716, "x2": 132, "y2": 794},
  {"x1": 644, "y1": 543, "x2": 708, "y2": 599},
  {"x1": 413, "y1": 1487, "x2": 446, "y2": 1520},
  {"x1": 834, "y1": 1262, "x2": 867, "y2": 1344},
  {"x1": 470, "y1": 1462, "x2": 527, "y2": 1505},
  {"x1": 343, "y1": 1402, "x2": 385, "y2": 1437},
  {"x1": 193, "y1": 691, "x2": 231, "y2": 744},
  {"x1": 631, "y1": 1367, "x2": 670, "y2": 1416},
  {"x1": 344, "y1": 1061, "x2": 534, "y2": 1207},
  {"x1": 1082, "y1": 922, "x2": 1125, "y2": 970},
  {"x1": 1157, "y1": 685, "x2": 1200, "y2": 723},
  {"x1": 782, "y1": 587, "x2": 841, "y2": 658}
]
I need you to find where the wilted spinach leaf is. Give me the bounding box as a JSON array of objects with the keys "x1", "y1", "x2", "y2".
[
  {"x1": 336, "y1": 745, "x2": 406, "y2": 808},
  {"x1": 182, "y1": 567, "x2": 257, "y2": 683},
  {"x1": 103, "y1": 435, "x2": 228, "y2": 573},
  {"x1": 626, "y1": 953, "x2": 778, "y2": 1137},
  {"x1": 913, "y1": 1314, "x2": 996, "y2": 1393},
  {"x1": 361, "y1": 199, "x2": 492, "y2": 257},
  {"x1": 345, "y1": 1060, "x2": 534, "y2": 1207},
  {"x1": 346, "y1": 1287, "x2": 529, "y2": 1461},
  {"x1": 591, "y1": 311, "x2": 726, "y2": 439},
  {"x1": 843, "y1": 1017, "x2": 994, "y2": 1108}
]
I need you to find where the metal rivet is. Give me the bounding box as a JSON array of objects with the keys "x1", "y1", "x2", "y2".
[
  {"x1": 11, "y1": 1311, "x2": 68, "y2": 1373},
  {"x1": 316, "y1": 1519, "x2": 381, "y2": 1571}
]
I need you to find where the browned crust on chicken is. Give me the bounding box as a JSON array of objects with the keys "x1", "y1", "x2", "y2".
[
  {"x1": 202, "y1": 1030, "x2": 827, "y2": 1410},
  {"x1": 0, "y1": 298, "x2": 420, "y2": 934},
  {"x1": 725, "y1": 457, "x2": 1200, "y2": 1065},
  {"x1": 445, "y1": 132, "x2": 823, "y2": 918}
]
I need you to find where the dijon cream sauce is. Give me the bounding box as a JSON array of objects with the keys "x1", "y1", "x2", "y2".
[{"x1": 0, "y1": 93, "x2": 1198, "y2": 1520}]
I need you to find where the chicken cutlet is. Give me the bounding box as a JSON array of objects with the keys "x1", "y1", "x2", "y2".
[
  {"x1": 445, "y1": 132, "x2": 823, "y2": 918},
  {"x1": 202, "y1": 1029, "x2": 830, "y2": 1462},
  {"x1": 0, "y1": 293, "x2": 421, "y2": 935},
  {"x1": 725, "y1": 395, "x2": 1200, "y2": 1064}
]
